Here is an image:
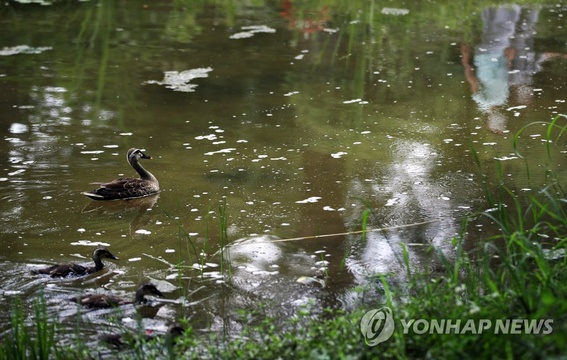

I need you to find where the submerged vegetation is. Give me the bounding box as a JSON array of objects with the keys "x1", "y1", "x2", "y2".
[{"x1": 2, "y1": 117, "x2": 566, "y2": 359}]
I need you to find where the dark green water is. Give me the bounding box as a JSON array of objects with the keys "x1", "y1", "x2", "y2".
[{"x1": 0, "y1": 0, "x2": 566, "y2": 341}]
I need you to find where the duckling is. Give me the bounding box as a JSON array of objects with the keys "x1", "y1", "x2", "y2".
[
  {"x1": 100, "y1": 323, "x2": 185, "y2": 349},
  {"x1": 32, "y1": 247, "x2": 118, "y2": 278},
  {"x1": 82, "y1": 148, "x2": 160, "y2": 201},
  {"x1": 71, "y1": 282, "x2": 164, "y2": 309}
]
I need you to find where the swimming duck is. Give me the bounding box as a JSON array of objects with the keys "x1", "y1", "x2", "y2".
[
  {"x1": 71, "y1": 282, "x2": 164, "y2": 309},
  {"x1": 82, "y1": 148, "x2": 160, "y2": 201},
  {"x1": 100, "y1": 323, "x2": 185, "y2": 349},
  {"x1": 32, "y1": 247, "x2": 118, "y2": 278}
]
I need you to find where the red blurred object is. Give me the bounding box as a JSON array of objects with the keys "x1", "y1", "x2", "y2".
[{"x1": 281, "y1": 0, "x2": 330, "y2": 35}]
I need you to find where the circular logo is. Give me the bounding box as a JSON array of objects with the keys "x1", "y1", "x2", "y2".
[{"x1": 360, "y1": 307, "x2": 395, "y2": 346}]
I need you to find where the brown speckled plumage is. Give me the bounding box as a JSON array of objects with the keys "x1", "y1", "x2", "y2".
[
  {"x1": 71, "y1": 282, "x2": 164, "y2": 309},
  {"x1": 100, "y1": 323, "x2": 185, "y2": 349},
  {"x1": 32, "y1": 248, "x2": 118, "y2": 278},
  {"x1": 82, "y1": 148, "x2": 160, "y2": 201}
]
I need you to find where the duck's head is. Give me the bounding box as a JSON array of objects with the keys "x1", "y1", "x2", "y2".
[
  {"x1": 127, "y1": 148, "x2": 152, "y2": 164},
  {"x1": 136, "y1": 282, "x2": 163, "y2": 302},
  {"x1": 93, "y1": 247, "x2": 119, "y2": 261},
  {"x1": 167, "y1": 323, "x2": 185, "y2": 338}
]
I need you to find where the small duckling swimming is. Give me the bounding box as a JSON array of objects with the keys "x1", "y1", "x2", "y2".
[
  {"x1": 100, "y1": 323, "x2": 185, "y2": 349},
  {"x1": 71, "y1": 282, "x2": 164, "y2": 309},
  {"x1": 31, "y1": 247, "x2": 118, "y2": 278}
]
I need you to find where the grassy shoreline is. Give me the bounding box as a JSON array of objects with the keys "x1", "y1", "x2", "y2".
[{"x1": 3, "y1": 118, "x2": 567, "y2": 359}]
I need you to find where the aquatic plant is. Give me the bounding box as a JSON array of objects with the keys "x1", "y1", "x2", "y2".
[
  {"x1": 360, "y1": 208, "x2": 371, "y2": 244},
  {"x1": 218, "y1": 199, "x2": 232, "y2": 280},
  {"x1": 513, "y1": 114, "x2": 567, "y2": 186},
  {"x1": 0, "y1": 295, "x2": 55, "y2": 360}
]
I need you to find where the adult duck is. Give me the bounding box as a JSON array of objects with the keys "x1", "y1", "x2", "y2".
[
  {"x1": 82, "y1": 148, "x2": 160, "y2": 201},
  {"x1": 71, "y1": 282, "x2": 164, "y2": 309},
  {"x1": 32, "y1": 247, "x2": 119, "y2": 278}
]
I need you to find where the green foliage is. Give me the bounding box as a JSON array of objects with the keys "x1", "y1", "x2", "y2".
[{"x1": 0, "y1": 296, "x2": 56, "y2": 360}]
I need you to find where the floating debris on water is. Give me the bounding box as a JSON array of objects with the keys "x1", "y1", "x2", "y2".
[
  {"x1": 0, "y1": 45, "x2": 52, "y2": 56},
  {"x1": 381, "y1": 7, "x2": 409, "y2": 15},
  {"x1": 70, "y1": 240, "x2": 111, "y2": 246},
  {"x1": 144, "y1": 68, "x2": 213, "y2": 92},
  {"x1": 297, "y1": 276, "x2": 326, "y2": 287},
  {"x1": 204, "y1": 148, "x2": 236, "y2": 156},
  {"x1": 331, "y1": 152, "x2": 347, "y2": 158},
  {"x1": 229, "y1": 25, "x2": 276, "y2": 39},
  {"x1": 385, "y1": 198, "x2": 400, "y2": 206},
  {"x1": 296, "y1": 196, "x2": 322, "y2": 204},
  {"x1": 494, "y1": 155, "x2": 519, "y2": 161},
  {"x1": 195, "y1": 134, "x2": 218, "y2": 141}
]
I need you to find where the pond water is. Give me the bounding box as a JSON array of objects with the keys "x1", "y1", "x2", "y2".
[{"x1": 1, "y1": 0, "x2": 566, "y2": 343}]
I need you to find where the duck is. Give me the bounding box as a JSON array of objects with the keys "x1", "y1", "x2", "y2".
[
  {"x1": 32, "y1": 247, "x2": 118, "y2": 278},
  {"x1": 82, "y1": 148, "x2": 160, "y2": 201},
  {"x1": 100, "y1": 323, "x2": 185, "y2": 349},
  {"x1": 71, "y1": 282, "x2": 164, "y2": 309}
]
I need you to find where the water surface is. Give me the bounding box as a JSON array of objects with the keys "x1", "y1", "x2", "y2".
[{"x1": 0, "y1": 0, "x2": 566, "y2": 341}]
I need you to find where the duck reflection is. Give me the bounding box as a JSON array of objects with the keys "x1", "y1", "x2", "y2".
[{"x1": 82, "y1": 193, "x2": 160, "y2": 236}]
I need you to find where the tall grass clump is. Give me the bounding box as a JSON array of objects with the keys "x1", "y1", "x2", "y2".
[
  {"x1": 0, "y1": 295, "x2": 56, "y2": 360},
  {"x1": 382, "y1": 195, "x2": 567, "y2": 359},
  {"x1": 513, "y1": 114, "x2": 567, "y2": 186}
]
